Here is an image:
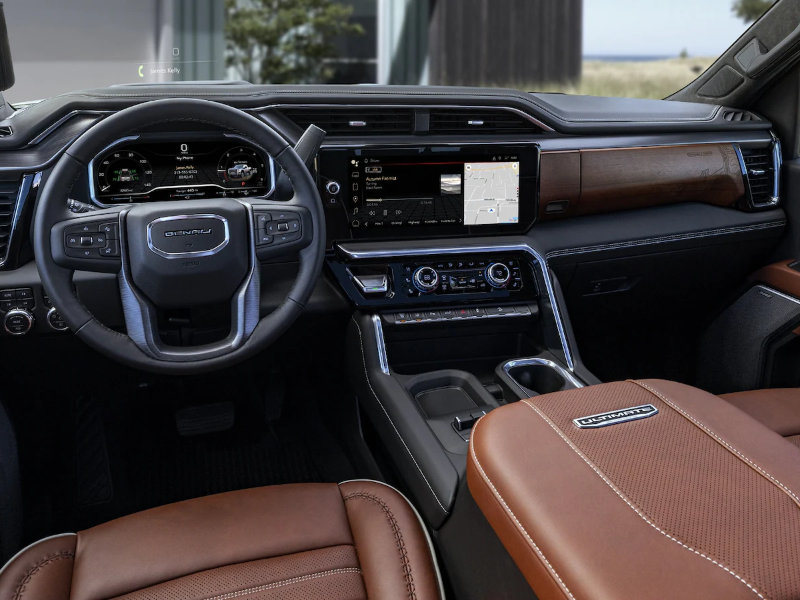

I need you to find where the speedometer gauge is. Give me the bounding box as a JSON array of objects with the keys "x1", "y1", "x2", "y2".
[
  {"x1": 217, "y1": 146, "x2": 267, "y2": 189},
  {"x1": 96, "y1": 150, "x2": 153, "y2": 196}
]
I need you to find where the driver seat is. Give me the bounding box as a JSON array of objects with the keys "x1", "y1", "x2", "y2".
[{"x1": 0, "y1": 480, "x2": 443, "y2": 600}]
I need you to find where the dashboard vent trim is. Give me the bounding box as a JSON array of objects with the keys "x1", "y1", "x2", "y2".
[
  {"x1": 722, "y1": 109, "x2": 759, "y2": 122},
  {"x1": 278, "y1": 107, "x2": 415, "y2": 136},
  {"x1": 0, "y1": 125, "x2": 12, "y2": 137},
  {"x1": 269, "y1": 104, "x2": 553, "y2": 135},
  {"x1": 736, "y1": 137, "x2": 780, "y2": 209},
  {"x1": 428, "y1": 108, "x2": 544, "y2": 134},
  {"x1": 0, "y1": 176, "x2": 25, "y2": 268}
]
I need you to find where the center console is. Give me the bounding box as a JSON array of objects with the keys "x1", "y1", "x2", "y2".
[
  {"x1": 320, "y1": 141, "x2": 594, "y2": 596},
  {"x1": 332, "y1": 236, "x2": 593, "y2": 528}
]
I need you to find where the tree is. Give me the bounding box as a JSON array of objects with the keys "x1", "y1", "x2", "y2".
[
  {"x1": 732, "y1": 0, "x2": 775, "y2": 23},
  {"x1": 225, "y1": 0, "x2": 363, "y2": 84}
]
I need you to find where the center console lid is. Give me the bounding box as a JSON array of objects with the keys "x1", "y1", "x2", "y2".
[{"x1": 468, "y1": 379, "x2": 800, "y2": 600}]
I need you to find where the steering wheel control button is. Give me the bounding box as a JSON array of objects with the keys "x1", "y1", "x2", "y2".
[
  {"x1": 4, "y1": 308, "x2": 34, "y2": 336},
  {"x1": 98, "y1": 222, "x2": 119, "y2": 237},
  {"x1": 63, "y1": 219, "x2": 122, "y2": 261},
  {"x1": 100, "y1": 240, "x2": 120, "y2": 257},
  {"x1": 46, "y1": 307, "x2": 69, "y2": 332},
  {"x1": 146, "y1": 214, "x2": 230, "y2": 259}
]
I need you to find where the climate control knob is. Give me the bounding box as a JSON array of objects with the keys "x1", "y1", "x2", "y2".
[
  {"x1": 413, "y1": 266, "x2": 439, "y2": 293},
  {"x1": 4, "y1": 308, "x2": 34, "y2": 336},
  {"x1": 485, "y1": 262, "x2": 511, "y2": 288}
]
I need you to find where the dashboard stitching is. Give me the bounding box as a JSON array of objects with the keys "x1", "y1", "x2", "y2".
[
  {"x1": 352, "y1": 317, "x2": 448, "y2": 514},
  {"x1": 545, "y1": 221, "x2": 786, "y2": 258}
]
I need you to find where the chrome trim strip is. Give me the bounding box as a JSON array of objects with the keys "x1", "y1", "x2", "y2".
[
  {"x1": 372, "y1": 313, "x2": 390, "y2": 375},
  {"x1": 771, "y1": 132, "x2": 782, "y2": 205},
  {"x1": 338, "y1": 241, "x2": 575, "y2": 371},
  {"x1": 146, "y1": 214, "x2": 230, "y2": 259},
  {"x1": 501, "y1": 357, "x2": 585, "y2": 398},
  {"x1": 755, "y1": 284, "x2": 800, "y2": 306},
  {"x1": 257, "y1": 102, "x2": 555, "y2": 133}
]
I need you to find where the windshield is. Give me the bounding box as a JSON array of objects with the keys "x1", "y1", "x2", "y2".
[{"x1": 2, "y1": 0, "x2": 774, "y2": 104}]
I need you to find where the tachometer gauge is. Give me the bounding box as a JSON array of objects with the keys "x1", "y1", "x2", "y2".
[
  {"x1": 217, "y1": 146, "x2": 267, "y2": 189},
  {"x1": 96, "y1": 150, "x2": 153, "y2": 197}
]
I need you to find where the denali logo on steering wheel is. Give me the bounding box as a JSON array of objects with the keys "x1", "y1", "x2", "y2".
[
  {"x1": 163, "y1": 228, "x2": 213, "y2": 237},
  {"x1": 147, "y1": 214, "x2": 229, "y2": 259}
]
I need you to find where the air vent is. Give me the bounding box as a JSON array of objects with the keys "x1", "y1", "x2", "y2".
[
  {"x1": 428, "y1": 108, "x2": 542, "y2": 134},
  {"x1": 740, "y1": 145, "x2": 777, "y2": 208},
  {"x1": 0, "y1": 125, "x2": 12, "y2": 137},
  {"x1": 0, "y1": 180, "x2": 19, "y2": 263},
  {"x1": 279, "y1": 108, "x2": 414, "y2": 136},
  {"x1": 722, "y1": 109, "x2": 759, "y2": 122}
]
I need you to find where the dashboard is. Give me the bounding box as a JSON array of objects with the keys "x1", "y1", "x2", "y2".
[{"x1": 90, "y1": 135, "x2": 275, "y2": 205}]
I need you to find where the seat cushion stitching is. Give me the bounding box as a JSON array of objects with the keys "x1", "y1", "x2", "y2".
[
  {"x1": 343, "y1": 491, "x2": 416, "y2": 600},
  {"x1": 200, "y1": 567, "x2": 362, "y2": 600},
  {"x1": 520, "y1": 398, "x2": 767, "y2": 600},
  {"x1": 469, "y1": 416, "x2": 577, "y2": 600},
  {"x1": 633, "y1": 380, "x2": 800, "y2": 509},
  {"x1": 12, "y1": 551, "x2": 74, "y2": 600},
  {"x1": 352, "y1": 318, "x2": 447, "y2": 512}
]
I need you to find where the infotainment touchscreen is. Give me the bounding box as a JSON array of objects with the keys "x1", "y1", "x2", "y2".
[{"x1": 344, "y1": 145, "x2": 537, "y2": 230}]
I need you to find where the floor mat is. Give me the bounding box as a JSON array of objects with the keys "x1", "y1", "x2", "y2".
[{"x1": 14, "y1": 359, "x2": 364, "y2": 540}]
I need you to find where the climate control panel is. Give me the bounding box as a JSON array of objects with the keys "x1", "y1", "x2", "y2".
[
  {"x1": 328, "y1": 251, "x2": 537, "y2": 308},
  {"x1": 405, "y1": 258, "x2": 524, "y2": 298}
]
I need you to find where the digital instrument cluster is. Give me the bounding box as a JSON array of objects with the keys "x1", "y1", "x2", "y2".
[{"x1": 91, "y1": 138, "x2": 274, "y2": 204}]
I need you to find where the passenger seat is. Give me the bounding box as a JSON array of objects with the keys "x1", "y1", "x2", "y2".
[{"x1": 720, "y1": 388, "x2": 800, "y2": 448}]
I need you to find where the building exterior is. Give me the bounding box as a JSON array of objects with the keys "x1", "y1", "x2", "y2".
[{"x1": 3, "y1": 0, "x2": 580, "y2": 103}]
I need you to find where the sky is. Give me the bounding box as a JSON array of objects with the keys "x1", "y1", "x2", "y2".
[{"x1": 583, "y1": 0, "x2": 753, "y2": 57}]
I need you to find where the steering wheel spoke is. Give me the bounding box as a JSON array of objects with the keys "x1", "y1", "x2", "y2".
[{"x1": 50, "y1": 208, "x2": 126, "y2": 273}]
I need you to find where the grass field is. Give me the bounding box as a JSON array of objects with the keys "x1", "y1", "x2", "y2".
[{"x1": 529, "y1": 56, "x2": 717, "y2": 99}]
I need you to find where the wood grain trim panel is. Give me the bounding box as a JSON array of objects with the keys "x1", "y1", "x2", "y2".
[
  {"x1": 539, "y1": 144, "x2": 745, "y2": 220},
  {"x1": 751, "y1": 260, "x2": 800, "y2": 300}
]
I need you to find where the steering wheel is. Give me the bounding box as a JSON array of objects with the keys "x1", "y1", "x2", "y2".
[{"x1": 33, "y1": 98, "x2": 325, "y2": 374}]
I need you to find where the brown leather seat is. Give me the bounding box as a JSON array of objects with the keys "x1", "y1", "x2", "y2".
[
  {"x1": 468, "y1": 379, "x2": 800, "y2": 600},
  {"x1": 720, "y1": 388, "x2": 800, "y2": 448},
  {"x1": 0, "y1": 480, "x2": 443, "y2": 600}
]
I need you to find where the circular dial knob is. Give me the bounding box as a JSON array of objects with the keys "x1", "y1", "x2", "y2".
[
  {"x1": 485, "y1": 262, "x2": 511, "y2": 288},
  {"x1": 4, "y1": 308, "x2": 34, "y2": 336},
  {"x1": 325, "y1": 180, "x2": 341, "y2": 195},
  {"x1": 413, "y1": 266, "x2": 439, "y2": 293},
  {"x1": 46, "y1": 307, "x2": 69, "y2": 331}
]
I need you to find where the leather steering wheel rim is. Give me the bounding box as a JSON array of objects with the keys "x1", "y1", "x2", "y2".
[{"x1": 33, "y1": 98, "x2": 325, "y2": 375}]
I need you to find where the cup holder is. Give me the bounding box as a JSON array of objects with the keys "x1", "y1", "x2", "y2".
[{"x1": 497, "y1": 358, "x2": 583, "y2": 399}]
